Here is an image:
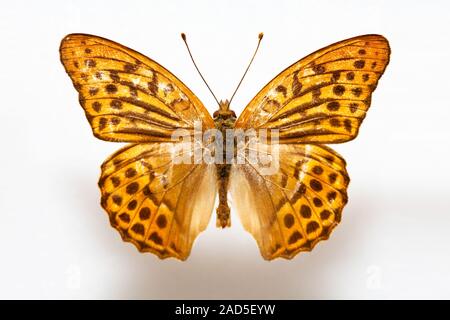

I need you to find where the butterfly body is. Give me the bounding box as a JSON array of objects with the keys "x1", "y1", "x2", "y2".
[
  {"x1": 213, "y1": 99, "x2": 237, "y2": 228},
  {"x1": 60, "y1": 33, "x2": 390, "y2": 260}
]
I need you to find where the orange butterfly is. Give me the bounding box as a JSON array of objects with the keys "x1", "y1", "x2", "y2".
[{"x1": 60, "y1": 33, "x2": 390, "y2": 260}]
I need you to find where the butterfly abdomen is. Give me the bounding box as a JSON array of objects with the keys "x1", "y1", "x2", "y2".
[{"x1": 216, "y1": 163, "x2": 231, "y2": 228}]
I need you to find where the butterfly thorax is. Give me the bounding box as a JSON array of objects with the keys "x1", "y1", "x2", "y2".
[{"x1": 213, "y1": 100, "x2": 236, "y2": 228}]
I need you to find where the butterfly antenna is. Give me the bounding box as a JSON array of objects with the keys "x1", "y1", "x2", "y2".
[
  {"x1": 229, "y1": 32, "x2": 264, "y2": 104},
  {"x1": 181, "y1": 33, "x2": 220, "y2": 106}
]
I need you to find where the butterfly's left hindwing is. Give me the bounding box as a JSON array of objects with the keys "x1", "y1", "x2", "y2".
[{"x1": 99, "y1": 143, "x2": 217, "y2": 260}]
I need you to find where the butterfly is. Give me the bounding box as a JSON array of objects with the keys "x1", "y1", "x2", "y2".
[{"x1": 60, "y1": 33, "x2": 390, "y2": 260}]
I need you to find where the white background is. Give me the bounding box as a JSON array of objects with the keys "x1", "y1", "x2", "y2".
[{"x1": 0, "y1": 0, "x2": 449, "y2": 299}]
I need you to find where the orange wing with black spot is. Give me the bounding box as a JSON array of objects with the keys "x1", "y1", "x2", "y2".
[
  {"x1": 60, "y1": 34, "x2": 216, "y2": 260},
  {"x1": 99, "y1": 143, "x2": 216, "y2": 260},
  {"x1": 60, "y1": 33, "x2": 214, "y2": 142},
  {"x1": 232, "y1": 35, "x2": 390, "y2": 259},
  {"x1": 231, "y1": 143, "x2": 349, "y2": 260},
  {"x1": 236, "y1": 34, "x2": 390, "y2": 143}
]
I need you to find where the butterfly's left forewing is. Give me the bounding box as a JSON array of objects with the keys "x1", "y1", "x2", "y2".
[
  {"x1": 232, "y1": 35, "x2": 390, "y2": 260},
  {"x1": 60, "y1": 34, "x2": 216, "y2": 259},
  {"x1": 60, "y1": 33, "x2": 215, "y2": 142}
]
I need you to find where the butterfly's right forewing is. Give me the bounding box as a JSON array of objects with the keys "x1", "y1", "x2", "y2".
[{"x1": 235, "y1": 35, "x2": 390, "y2": 144}]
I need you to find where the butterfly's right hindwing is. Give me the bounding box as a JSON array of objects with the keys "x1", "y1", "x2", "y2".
[{"x1": 231, "y1": 144, "x2": 349, "y2": 260}]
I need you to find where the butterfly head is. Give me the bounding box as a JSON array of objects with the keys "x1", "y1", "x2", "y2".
[
  {"x1": 213, "y1": 99, "x2": 236, "y2": 120},
  {"x1": 181, "y1": 32, "x2": 263, "y2": 123}
]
